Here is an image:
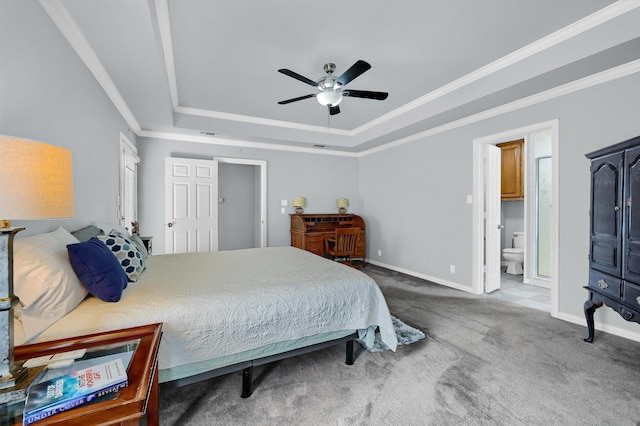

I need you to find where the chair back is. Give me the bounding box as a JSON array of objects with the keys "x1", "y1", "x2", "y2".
[{"x1": 333, "y1": 227, "x2": 360, "y2": 255}]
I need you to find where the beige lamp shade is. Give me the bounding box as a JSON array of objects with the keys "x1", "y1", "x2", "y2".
[
  {"x1": 336, "y1": 198, "x2": 349, "y2": 208},
  {"x1": 293, "y1": 197, "x2": 306, "y2": 208},
  {"x1": 0, "y1": 136, "x2": 74, "y2": 222}
]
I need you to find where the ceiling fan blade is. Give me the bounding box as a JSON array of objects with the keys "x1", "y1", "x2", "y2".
[
  {"x1": 278, "y1": 94, "x2": 315, "y2": 105},
  {"x1": 335, "y1": 60, "x2": 371, "y2": 87},
  {"x1": 278, "y1": 69, "x2": 318, "y2": 86},
  {"x1": 343, "y1": 90, "x2": 389, "y2": 100},
  {"x1": 329, "y1": 105, "x2": 340, "y2": 115}
]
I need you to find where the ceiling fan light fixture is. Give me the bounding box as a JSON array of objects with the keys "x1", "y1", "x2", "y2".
[{"x1": 317, "y1": 90, "x2": 342, "y2": 107}]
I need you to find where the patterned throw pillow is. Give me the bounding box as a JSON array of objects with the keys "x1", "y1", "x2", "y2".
[{"x1": 97, "y1": 233, "x2": 145, "y2": 282}]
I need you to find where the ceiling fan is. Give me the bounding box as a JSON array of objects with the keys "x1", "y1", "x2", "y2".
[{"x1": 277, "y1": 60, "x2": 388, "y2": 115}]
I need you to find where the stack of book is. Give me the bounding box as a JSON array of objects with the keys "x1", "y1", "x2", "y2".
[{"x1": 22, "y1": 358, "x2": 128, "y2": 425}]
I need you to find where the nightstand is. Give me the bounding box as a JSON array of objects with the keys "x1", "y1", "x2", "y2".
[
  {"x1": 141, "y1": 236, "x2": 153, "y2": 255},
  {"x1": 9, "y1": 323, "x2": 162, "y2": 426}
]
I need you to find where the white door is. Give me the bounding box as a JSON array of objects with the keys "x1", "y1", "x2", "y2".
[
  {"x1": 485, "y1": 144, "x2": 502, "y2": 293},
  {"x1": 165, "y1": 157, "x2": 218, "y2": 253}
]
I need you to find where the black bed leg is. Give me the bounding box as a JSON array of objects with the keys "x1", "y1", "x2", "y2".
[
  {"x1": 241, "y1": 366, "x2": 253, "y2": 398},
  {"x1": 345, "y1": 340, "x2": 355, "y2": 365}
]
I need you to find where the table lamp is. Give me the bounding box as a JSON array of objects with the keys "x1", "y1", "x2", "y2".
[
  {"x1": 293, "y1": 197, "x2": 306, "y2": 214},
  {"x1": 337, "y1": 198, "x2": 349, "y2": 214},
  {"x1": 0, "y1": 136, "x2": 74, "y2": 393}
]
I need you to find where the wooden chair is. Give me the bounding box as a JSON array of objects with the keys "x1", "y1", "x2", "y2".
[{"x1": 324, "y1": 227, "x2": 361, "y2": 268}]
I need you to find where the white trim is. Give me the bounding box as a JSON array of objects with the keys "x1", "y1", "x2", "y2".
[
  {"x1": 213, "y1": 156, "x2": 268, "y2": 248},
  {"x1": 471, "y1": 119, "x2": 560, "y2": 317},
  {"x1": 559, "y1": 312, "x2": 640, "y2": 343},
  {"x1": 366, "y1": 260, "x2": 475, "y2": 294},
  {"x1": 39, "y1": 0, "x2": 141, "y2": 134},
  {"x1": 352, "y1": 1, "x2": 640, "y2": 136},
  {"x1": 155, "y1": 0, "x2": 178, "y2": 110},
  {"x1": 360, "y1": 60, "x2": 640, "y2": 157},
  {"x1": 175, "y1": 106, "x2": 351, "y2": 136},
  {"x1": 138, "y1": 130, "x2": 359, "y2": 157},
  {"x1": 41, "y1": 0, "x2": 640, "y2": 156}
]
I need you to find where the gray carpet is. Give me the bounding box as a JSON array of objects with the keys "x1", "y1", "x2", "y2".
[{"x1": 159, "y1": 265, "x2": 640, "y2": 425}]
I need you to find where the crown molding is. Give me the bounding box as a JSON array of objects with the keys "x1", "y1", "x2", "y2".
[
  {"x1": 359, "y1": 59, "x2": 640, "y2": 157},
  {"x1": 39, "y1": 0, "x2": 142, "y2": 134},
  {"x1": 352, "y1": 0, "x2": 640, "y2": 136},
  {"x1": 40, "y1": 0, "x2": 640, "y2": 156},
  {"x1": 138, "y1": 130, "x2": 359, "y2": 157},
  {"x1": 155, "y1": 0, "x2": 178, "y2": 110}
]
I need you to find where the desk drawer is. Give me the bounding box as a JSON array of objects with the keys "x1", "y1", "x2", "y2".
[
  {"x1": 622, "y1": 281, "x2": 640, "y2": 312},
  {"x1": 305, "y1": 235, "x2": 325, "y2": 255},
  {"x1": 588, "y1": 270, "x2": 621, "y2": 299}
]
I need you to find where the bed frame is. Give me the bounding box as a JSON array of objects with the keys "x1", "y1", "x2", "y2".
[{"x1": 160, "y1": 332, "x2": 357, "y2": 398}]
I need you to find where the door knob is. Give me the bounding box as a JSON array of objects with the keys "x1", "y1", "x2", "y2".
[
  {"x1": 498, "y1": 224, "x2": 504, "y2": 229},
  {"x1": 167, "y1": 222, "x2": 174, "y2": 228}
]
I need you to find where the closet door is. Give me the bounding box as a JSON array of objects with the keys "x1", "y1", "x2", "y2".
[
  {"x1": 624, "y1": 146, "x2": 640, "y2": 283},
  {"x1": 589, "y1": 151, "x2": 623, "y2": 277}
]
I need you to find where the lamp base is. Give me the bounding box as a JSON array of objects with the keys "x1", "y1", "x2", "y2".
[
  {"x1": 0, "y1": 365, "x2": 27, "y2": 390},
  {"x1": 338, "y1": 207, "x2": 347, "y2": 214},
  {"x1": 295, "y1": 207, "x2": 304, "y2": 214},
  {"x1": 0, "y1": 365, "x2": 43, "y2": 406}
]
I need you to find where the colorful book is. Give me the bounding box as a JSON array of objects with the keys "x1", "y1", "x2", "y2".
[{"x1": 22, "y1": 358, "x2": 128, "y2": 425}]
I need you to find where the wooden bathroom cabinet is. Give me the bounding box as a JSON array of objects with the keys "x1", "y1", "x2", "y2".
[{"x1": 498, "y1": 139, "x2": 524, "y2": 200}]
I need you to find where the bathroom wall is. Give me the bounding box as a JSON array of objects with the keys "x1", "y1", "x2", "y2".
[{"x1": 501, "y1": 200, "x2": 524, "y2": 252}]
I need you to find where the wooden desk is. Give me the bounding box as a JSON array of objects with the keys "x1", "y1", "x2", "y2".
[
  {"x1": 11, "y1": 323, "x2": 162, "y2": 426},
  {"x1": 290, "y1": 213, "x2": 366, "y2": 265}
]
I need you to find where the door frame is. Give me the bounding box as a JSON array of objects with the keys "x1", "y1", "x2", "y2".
[
  {"x1": 472, "y1": 119, "x2": 559, "y2": 317},
  {"x1": 214, "y1": 156, "x2": 268, "y2": 248},
  {"x1": 118, "y1": 132, "x2": 140, "y2": 230}
]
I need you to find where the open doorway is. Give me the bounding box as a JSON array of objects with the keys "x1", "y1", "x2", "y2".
[
  {"x1": 472, "y1": 119, "x2": 559, "y2": 317},
  {"x1": 214, "y1": 157, "x2": 267, "y2": 249}
]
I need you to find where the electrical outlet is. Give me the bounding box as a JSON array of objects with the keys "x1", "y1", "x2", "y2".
[
  {"x1": 450, "y1": 264, "x2": 455, "y2": 273},
  {"x1": 378, "y1": 250, "x2": 382, "y2": 256},
  {"x1": 280, "y1": 207, "x2": 285, "y2": 214}
]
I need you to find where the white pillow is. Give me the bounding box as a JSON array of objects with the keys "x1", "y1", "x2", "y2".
[
  {"x1": 92, "y1": 222, "x2": 130, "y2": 238},
  {"x1": 13, "y1": 227, "x2": 89, "y2": 341}
]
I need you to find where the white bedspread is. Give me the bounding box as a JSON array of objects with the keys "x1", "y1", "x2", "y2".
[{"x1": 25, "y1": 247, "x2": 397, "y2": 374}]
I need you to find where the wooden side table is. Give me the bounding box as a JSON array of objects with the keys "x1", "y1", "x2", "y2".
[{"x1": 10, "y1": 323, "x2": 162, "y2": 426}]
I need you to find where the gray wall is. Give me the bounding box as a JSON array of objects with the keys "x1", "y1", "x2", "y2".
[
  {"x1": 502, "y1": 201, "x2": 524, "y2": 252},
  {"x1": 0, "y1": 0, "x2": 137, "y2": 236},
  {"x1": 359, "y1": 71, "x2": 640, "y2": 334},
  {"x1": 136, "y1": 138, "x2": 360, "y2": 252},
  {"x1": 4, "y1": 0, "x2": 640, "y2": 339},
  {"x1": 218, "y1": 163, "x2": 257, "y2": 250}
]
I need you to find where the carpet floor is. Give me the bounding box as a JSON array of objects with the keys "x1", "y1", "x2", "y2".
[{"x1": 158, "y1": 265, "x2": 640, "y2": 425}]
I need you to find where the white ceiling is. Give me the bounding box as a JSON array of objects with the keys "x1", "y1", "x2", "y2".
[{"x1": 42, "y1": 0, "x2": 640, "y2": 153}]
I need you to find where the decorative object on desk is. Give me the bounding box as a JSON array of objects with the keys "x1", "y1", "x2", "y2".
[
  {"x1": 23, "y1": 358, "x2": 128, "y2": 424},
  {"x1": 336, "y1": 198, "x2": 349, "y2": 214},
  {"x1": 293, "y1": 197, "x2": 306, "y2": 214},
  {"x1": 130, "y1": 221, "x2": 140, "y2": 235},
  {"x1": 0, "y1": 136, "x2": 74, "y2": 394}
]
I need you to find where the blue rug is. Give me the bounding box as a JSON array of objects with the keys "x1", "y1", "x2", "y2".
[{"x1": 361, "y1": 315, "x2": 425, "y2": 352}]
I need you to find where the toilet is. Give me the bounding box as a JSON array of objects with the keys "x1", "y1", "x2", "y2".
[{"x1": 503, "y1": 231, "x2": 525, "y2": 275}]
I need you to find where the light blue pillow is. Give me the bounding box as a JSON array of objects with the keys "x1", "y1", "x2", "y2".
[
  {"x1": 97, "y1": 234, "x2": 145, "y2": 282},
  {"x1": 67, "y1": 238, "x2": 128, "y2": 302}
]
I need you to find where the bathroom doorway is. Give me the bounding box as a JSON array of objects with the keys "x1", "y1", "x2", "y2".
[{"x1": 472, "y1": 120, "x2": 558, "y2": 317}]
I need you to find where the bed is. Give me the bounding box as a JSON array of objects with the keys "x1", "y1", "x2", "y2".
[{"x1": 13, "y1": 226, "x2": 397, "y2": 396}]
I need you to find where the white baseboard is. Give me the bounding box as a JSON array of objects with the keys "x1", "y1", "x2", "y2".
[
  {"x1": 366, "y1": 259, "x2": 640, "y2": 343},
  {"x1": 558, "y1": 312, "x2": 640, "y2": 343},
  {"x1": 366, "y1": 259, "x2": 477, "y2": 294}
]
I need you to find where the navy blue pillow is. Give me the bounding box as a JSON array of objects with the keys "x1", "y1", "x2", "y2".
[{"x1": 67, "y1": 237, "x2": 128, "y2": 302}]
